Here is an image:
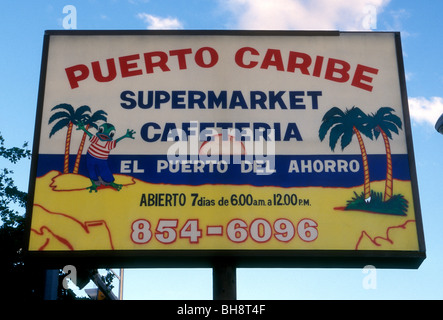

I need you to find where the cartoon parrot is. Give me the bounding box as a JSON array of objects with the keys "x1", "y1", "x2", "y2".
[{"x1": 76, "y1": 122, "x2": 135, "y2": 192}]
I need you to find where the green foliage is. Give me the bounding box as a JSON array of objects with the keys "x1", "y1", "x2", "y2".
[
  {"x1": 101, "y1": 269, "x2": 115, "y2": 290},
  {"x1": 0, "y1": 132, "x2": 31, "y2": 300},
  {"x1": 0, "y1": 133, "x2": 31, "y2": 228},
  {"x1": 0, "y1": 133, "x2": 118, "y2": 300},
  {"x1": 345, "y1": 190, "x2": 408, "y2": 216}
]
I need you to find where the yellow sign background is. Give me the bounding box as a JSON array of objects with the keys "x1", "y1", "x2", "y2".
[{"x1": 29, "y1": 171, "x2": 419, "y2": 252}]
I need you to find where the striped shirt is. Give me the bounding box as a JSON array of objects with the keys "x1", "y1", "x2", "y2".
[{"x1": 87, "y1": 135, "x2": 116, "y2": 159}]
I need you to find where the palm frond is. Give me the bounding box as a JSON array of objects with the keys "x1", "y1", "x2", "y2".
[
  {"x1": 321, "y1": 107, "x2": 345, "y2": 121},
  {"x1": 340, "y1": 128, "x2": 354, "y2": 150},
  {"x1": 319, "y1": 119, "x2": 338, "y2": 141},
  {"x1": 75, "y1": 105, "x2": 91, "y2": 117},
  {"x1": 370, "y1": 106, "x2": 403, "y2": 140},
  {"x1": 319, "y1": 107, "x2": 345, "y2": 142},
  {"x1": 383, "y1": 113, "x2": 402, "y2": 129},
  {"x1": 328, "y1": 124, "x2": 345, "y2": 151},
  {"x1": 49, "y1": 118, "x2": 70, "y2": 137},
  {"x1": 51, "y1": 103, "x2": 74, "y2": 115},
  {"x1": 358, "y1": 123, "x2": 374, "y2": 140},
  {"x1": 48, "y1": 111, "x2": 71, "y2": 124},
  {"x1": 89, "y1": 110, "x2": 108, "y2": 123}
]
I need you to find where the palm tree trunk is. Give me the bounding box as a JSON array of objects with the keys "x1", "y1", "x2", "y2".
[
  {"x1": 63, "y1": 122, "x2": 73, "y2": 174},
  {"x1": 73, "y1": 124, "x2": 90, "y2": 174},
  {"x1": 379, "y1": 127, "x2": 393, "y2": 201},
  {"x1": 353, "y1": 126, "x2": 371, "y2": 202}
]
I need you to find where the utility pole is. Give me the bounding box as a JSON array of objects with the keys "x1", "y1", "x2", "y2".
[
  {"x1": 110, "y1": 268, "x2": 124, "y2": 300},
  {"x1": 119, "y1": 269, "x2": 124, "y2": 300}
]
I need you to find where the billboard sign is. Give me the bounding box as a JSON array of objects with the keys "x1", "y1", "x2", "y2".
[{"x1": 26, "y1": 30, "x2": 425, "y2": 268}]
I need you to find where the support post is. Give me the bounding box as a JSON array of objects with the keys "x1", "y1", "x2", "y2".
[{"x1": 213, "y1": 261, "x2": 236, "y2": 300}]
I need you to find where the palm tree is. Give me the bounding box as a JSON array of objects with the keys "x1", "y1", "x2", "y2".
[
  {"x1": 319, "y1": 106, "x2": 373, "y2": 202},
  {"x1": 49, "y1": 104, "x2": 91, "y2": 173},
  {"x1": 368, "y1": 107, "x2": 402, "y2": 201},
  {"x1": 72, "y1": 109, "x2": 108, "y2": 174}
]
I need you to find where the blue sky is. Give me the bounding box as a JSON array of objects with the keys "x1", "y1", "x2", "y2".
[{"x1": 2, "y1": 0, "x2": 443, "y2": 300}]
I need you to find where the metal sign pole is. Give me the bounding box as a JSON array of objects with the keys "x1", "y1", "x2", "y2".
[{"x1": 213, "y1": 261, "x2": 236, "y2": 300}]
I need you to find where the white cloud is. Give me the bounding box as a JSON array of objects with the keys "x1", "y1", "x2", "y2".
[
  {"x1": 137, "y1": 13, "x2": 183, "y2": 29},
  {"x1": 222, "y1": 0, "x2": 390, "y2": 30},
  {"x1": 408, "y1": 97, "x2": 443, "y2": 127}
]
